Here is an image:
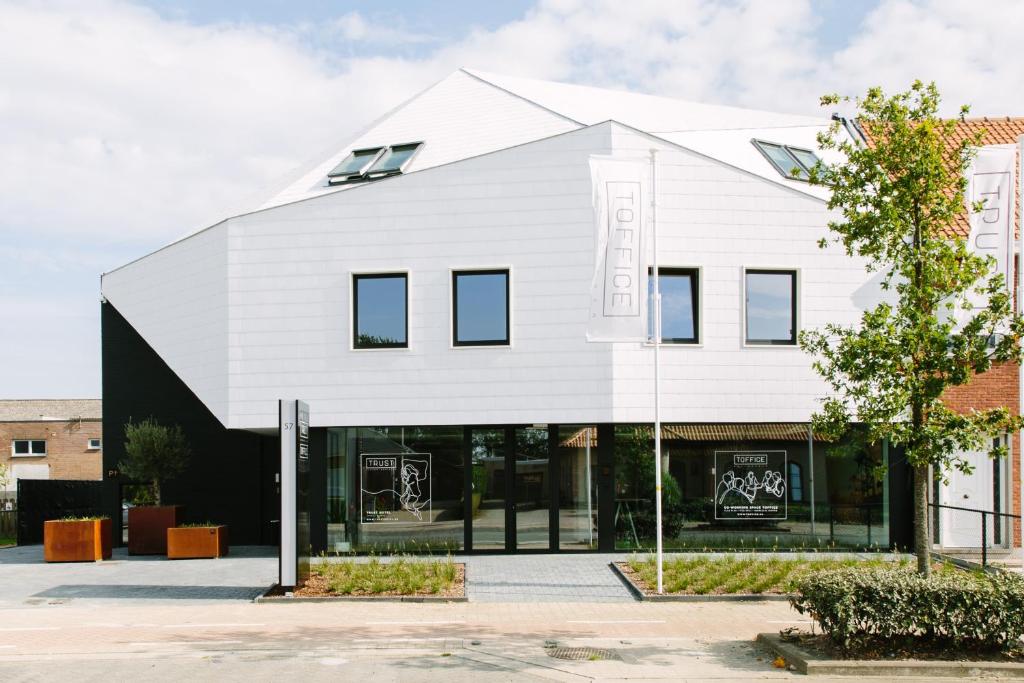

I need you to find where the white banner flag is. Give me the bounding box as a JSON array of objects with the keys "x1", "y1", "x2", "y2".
[
  {"x1": 965, "y1": 144, "x2": 1016, "y2": 307},
  {"x1": 586, "y1": 156, "x2": 651, "y2": 342}
]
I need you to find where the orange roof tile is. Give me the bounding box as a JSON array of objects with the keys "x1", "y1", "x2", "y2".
[{"x1": 861, "y1": 117, "x2": 1023, "y2": 239}]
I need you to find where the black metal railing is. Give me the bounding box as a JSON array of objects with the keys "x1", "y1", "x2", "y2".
[
  {"x1": 929, "y1": 502, "x2": 1021, "y2": 566},
  {"x1": 826, "y1": 502, "x2": 884, "y2": 547}
]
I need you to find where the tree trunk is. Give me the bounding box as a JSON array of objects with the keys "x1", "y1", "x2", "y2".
[
  {"x1": 913, "y1": 463, "x2": 931, "y2": 577},
  {"x1": 153, "y1": 480, "x2": 162, "y2": 507}
]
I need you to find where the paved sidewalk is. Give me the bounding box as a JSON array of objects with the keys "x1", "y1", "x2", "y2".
[
  {"x1": 458, "y1": 554, "x2": 632, "y2": 602},
  {"x1": 0, "y1": 545, "x2": 277, "y2": 608}
]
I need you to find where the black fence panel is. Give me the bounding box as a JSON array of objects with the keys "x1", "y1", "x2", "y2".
[{"x1": 17, "y1": 480, "x2": 105, "y2": 545}]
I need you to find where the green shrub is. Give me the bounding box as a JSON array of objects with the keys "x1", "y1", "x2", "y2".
[{"x1": 791, "y1": 566, "x2": 1024, "y2": 651}]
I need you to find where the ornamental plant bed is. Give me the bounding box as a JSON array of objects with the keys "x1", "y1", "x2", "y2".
[
  {"x1": 617, "y1": 556, "x2": 908, "y2": 597},
  {"x1": 43, "y1": 518, "x2": 112, "y2": 562},
  {"x1": 266, "y1": 557, "x2": 465, "y2": 600},
  {"x1": 128, "y1": 505, "x2": 182, "y2": 555},
  {"x1": 166, "y1": 524, "x2": 228, "y2": 559}
]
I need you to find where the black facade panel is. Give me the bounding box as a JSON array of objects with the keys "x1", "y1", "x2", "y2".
[
  {"x1": 308, "y1": 427, "x2": 327, "y2": 554},
  {"x1": 101, "y1": 301, "x2": 276, "y2": 546},
  {"x1": 888, "y1": 444, "x2": 914, "y2": 550},
  {"x1": 17, "y1": 480, "x2": 105, "y2": 545}
]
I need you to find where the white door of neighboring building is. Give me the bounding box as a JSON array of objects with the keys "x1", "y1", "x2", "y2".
[{"x1": 938, "y1": 437, "x2": 1003, "y2": 548}]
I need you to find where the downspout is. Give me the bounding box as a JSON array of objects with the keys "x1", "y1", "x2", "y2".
[{"x1": 1017, "y1": 134, "x2": 1024, "y2": 565}]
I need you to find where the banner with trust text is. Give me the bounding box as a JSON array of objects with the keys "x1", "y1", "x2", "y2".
[
  {"x1": 961, "y1": 144, "x2": 1016, "y2": 321},
  {"x1": 586, "y1": 156, "x2": 651, "y2": 342}
]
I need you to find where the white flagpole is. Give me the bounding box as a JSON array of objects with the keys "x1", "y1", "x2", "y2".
[
  {"x1": 650, "y1": 149, "x2": 664, "y2": 594},
  {"x1": 1017, "y1": 134, "x2": 1023, "y2": 568}
]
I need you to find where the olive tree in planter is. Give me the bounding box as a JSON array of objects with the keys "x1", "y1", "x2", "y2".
[{"x1": 120, "y1": 418, "x2": 191, "y2": 555}]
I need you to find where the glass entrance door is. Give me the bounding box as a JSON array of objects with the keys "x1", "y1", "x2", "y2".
[
  {"x1": 514, "y1": 427, "x2": 550, "y2": 549},
  {"x1": 471, "y1": 428, "x2": 506, "y2": 550}
]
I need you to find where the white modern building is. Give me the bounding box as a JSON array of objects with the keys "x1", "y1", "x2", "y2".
[{"x1": 99, "y1": 68, "x2": 961, "y2": 553}]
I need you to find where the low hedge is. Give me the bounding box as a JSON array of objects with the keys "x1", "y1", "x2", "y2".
[{"x1": 790, "y1": 566, "x2": 1024, "y2": 651}]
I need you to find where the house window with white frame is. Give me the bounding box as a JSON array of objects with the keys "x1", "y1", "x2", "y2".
[
  {"x1": 452, "y1": 269, "x2": 510, "y2": 346},
  {"x1": 352, "y1": 273, "x2": 408, "y2": 349},
  {"x1": 12, "y1": 440, "x2": 46, "y2": 457},
  {"x1": 648, "y1": 267, "x2": 699, "y2": 344},
  {"x1": 745, "y1": 269, "x2": 797, "y2": 345}
]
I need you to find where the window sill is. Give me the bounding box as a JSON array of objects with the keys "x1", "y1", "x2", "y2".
[{"x1": 11, "y1": 453, "x2": 46, "y2": 458}]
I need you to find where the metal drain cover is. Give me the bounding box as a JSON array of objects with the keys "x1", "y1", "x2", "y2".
[{"x1": 546, "y1": 646, "x2": 620, "y2": 661}]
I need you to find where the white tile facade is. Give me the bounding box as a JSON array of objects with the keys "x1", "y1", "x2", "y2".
[{"x1": 102, "y1": 120, "x2": 880, "y2": 430}]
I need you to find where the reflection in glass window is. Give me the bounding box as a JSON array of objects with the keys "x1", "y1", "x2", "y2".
[
  {"x1": 12, "y1": 439, "x2": 45, "y2": 455},
  {"x1": 353, "y1": 273, "x2": 407, "y2": 348},
  {"x1": 789, "y1": 461, "x2": 803, "y2": 502},
  {"x1": 327, "y1": 147, "x2": 383, "y2": 180},
  {"x1": 745, "y1": 270, "x2": 796, "y2": 345},
  {"x1": 649, "y1": 268, "x2": 698, "y2": 343},
  {"x1": 453, "y1": 270, "x2": 509, "y2": 346},
  {"x1": 367, "y1": 143, "x2": 422, "y2": 176}
]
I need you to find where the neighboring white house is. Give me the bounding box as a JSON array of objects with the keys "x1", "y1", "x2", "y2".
[{"x1": 98, "y1": 69, "x2": 1002, "y2": 555}]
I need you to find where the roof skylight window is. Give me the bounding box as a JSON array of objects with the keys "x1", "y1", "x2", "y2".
[
  {"x1": 751, "y1": 140, "x2": 821, "y2": 182},
  {"x1": 327, "y1": 147, "x2": 384, "y2": 182},
  {"x1": 366, "y1": 142, "x2": 422, "y2": 177}
]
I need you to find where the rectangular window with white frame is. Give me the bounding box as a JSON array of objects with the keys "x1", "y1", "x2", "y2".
[
  {"x1": 648, "y1": 267, "x2": 699, "y2": 344},
  {"x1": 87, "y1": 438, "x2": 102, "y2": 450},
  {"x1": 452, "y1": 269, "x2": 510, "y2": 346},
  {"x1": 352, "y1": 272, "x2": 408, "y2": 349},
  {"x1": 12, "y1": 440, "x2": 46, "y2": 457},
  {"x1": 744, "y1": 269, "x2": 798, "y2": 345}
]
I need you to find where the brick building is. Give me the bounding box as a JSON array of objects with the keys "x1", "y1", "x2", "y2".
[
  {"x1": 1, "y1": 400, "x2": 103, "y2": 498},
  {"x1": 936, "y1": 118, "x2": 1024, "y2": 550}
]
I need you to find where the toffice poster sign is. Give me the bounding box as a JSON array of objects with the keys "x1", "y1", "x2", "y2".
[
  {"x1": 280, "y1": 399, "x2": 311, "y2": 589},
  {"x1": 714, "y1": 450, "x2": 787, "y2": 520}
]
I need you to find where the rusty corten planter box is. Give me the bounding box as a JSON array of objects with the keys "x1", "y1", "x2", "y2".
[
  {"x1": 44, "y1": 518, "x2": 112, "y2": 562},
  {"x1": 127, "y1": 505, "x2": 182, "y2": 555},
  {"x1": 166, "y1": 525, "x2": 228, "y2": 559}
]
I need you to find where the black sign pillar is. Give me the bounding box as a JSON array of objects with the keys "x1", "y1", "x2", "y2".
[{"x1": 279, "y1": 399, "x2": 311, "y2": 590}]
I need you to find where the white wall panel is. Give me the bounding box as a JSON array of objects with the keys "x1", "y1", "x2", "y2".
[
  {"x1": 229, "y1": 125, "x2": 617, "y2": 429},
  {"x1": 101, "y1": 224, "x2": 230, "y2": 424},
  {"x1": 105, "y1": 120, "x2": 882, "y2": 432}
]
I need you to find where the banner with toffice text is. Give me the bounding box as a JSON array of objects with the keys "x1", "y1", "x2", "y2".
[{"x1": 586, "y1": 156, "x2": 651, "y2": 342}]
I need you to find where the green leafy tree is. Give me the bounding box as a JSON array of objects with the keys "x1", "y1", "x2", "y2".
[
  {"x1": 120, "y1": 418, "x2": 191, "y2": 506},
  {"x1": 800, "y1": 81, "x2": 1024, "y2": 576}
]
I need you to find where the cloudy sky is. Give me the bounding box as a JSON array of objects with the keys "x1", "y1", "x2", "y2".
[{"x1": 2, "y1": 0, "x2": 1023, "y2": 398}]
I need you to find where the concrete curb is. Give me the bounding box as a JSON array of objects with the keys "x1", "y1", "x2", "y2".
[
  {"x1": 254, "y1": 583, "x2": 468, "y2": 603},
  {"x1": 756, "y1": 632, "x2": 1024, "y2": 678},
  {"x1": 608, "y1": 562, "x2": 789, "y2": 602},
  {"x1": 933, "y1": 552, "x2": 1013, "y2": 576}
]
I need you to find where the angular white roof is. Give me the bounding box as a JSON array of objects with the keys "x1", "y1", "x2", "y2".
[
  {"x1": 463, "y1": 69, "x2": 826, "y2": 131},
  {"x1": 256, "y1": 68, "x2": 839, "y2": 211}
]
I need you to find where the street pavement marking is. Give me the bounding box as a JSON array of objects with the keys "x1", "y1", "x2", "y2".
[
  {"x1": 364, "y1": 620, "x2": 466, "y2": 625},
  {"x1": 0, "y1": 627, "x2": 59, "y2": 632},
  {"x1": 125, "y1": 640, "x2": 245, "y2": 647},
  {"x1": 160, "y1": 623, "x2": 267, "y2": 628},
  {"x1": 353, "y1": 637, "x2": 454, "y2": 642},
  {"x1": 566, "y1": 619, "x2": 666, "y2": 624}
]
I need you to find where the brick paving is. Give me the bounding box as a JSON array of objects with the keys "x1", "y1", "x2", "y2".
[
  {"x1": 457, "y1": 554, "x2": 632, "y2": 602},
  {"x1": 0, "y1": 544, "x2": 277, "y2": 608}
]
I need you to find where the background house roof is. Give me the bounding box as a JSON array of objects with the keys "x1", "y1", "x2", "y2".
[
  {"x1": 861, "y1": 116, "x2": 1024, "y2": 239},
  {"x1": 560, "y1": 423, "x2": 829, "y2": 447},
  {"x1": 0, "y1": 399, "x2": 102, "y2": 422}
]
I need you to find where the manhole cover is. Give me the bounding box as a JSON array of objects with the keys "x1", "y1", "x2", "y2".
[{"x1": 546, "y1": 646, "x2": 620, "y2": 661}]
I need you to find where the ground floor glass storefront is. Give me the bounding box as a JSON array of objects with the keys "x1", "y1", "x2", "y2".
[{"x1": 325, "y1": 423, "x2": 895, "y2": 553}]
